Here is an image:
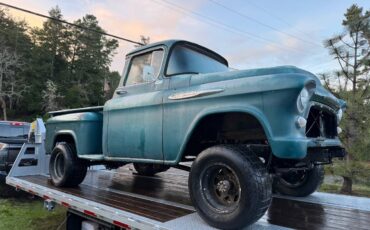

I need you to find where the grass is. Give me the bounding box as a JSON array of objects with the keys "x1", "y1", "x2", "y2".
[
  {"x1": 0, "y1": 177, "x2": 66, "y2": 230},
  {"x1": 319, "y1": 183, "x2": 370, "y2": 198},
  {"x1": 0, "y1": 197, "x2": 66, "y2": 230}
]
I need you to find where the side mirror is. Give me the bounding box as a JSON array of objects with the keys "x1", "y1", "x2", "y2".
[{"x1": 143, "y1": 65, "x2": 155, "y2": 82}]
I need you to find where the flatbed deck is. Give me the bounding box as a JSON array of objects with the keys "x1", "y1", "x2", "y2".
[
  {"x1": 5, "y1": 122, "x2": 370, "y2": 230},
  {"x1": 18, "y1": 168, "x2": 193, "y2": 222},
  {"x1": 9, "y1": 165, "x2": 370, "y2": 230}
]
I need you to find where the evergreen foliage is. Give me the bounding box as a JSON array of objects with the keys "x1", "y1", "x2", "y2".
[
  {"x1": 0, "y1": 6, "x2": 120, "y2": 120},
  {"x1": 322, "y1": 4, "x2": 370, "y2": 194}
]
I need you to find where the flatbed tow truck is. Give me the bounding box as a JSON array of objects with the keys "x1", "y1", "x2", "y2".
[{"x1": 5, "y1": 119, "x2": 370, "y2": 230}]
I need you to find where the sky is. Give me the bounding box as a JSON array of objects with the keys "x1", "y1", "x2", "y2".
[{"x1": 2, "y1": 0, "x2": 370, "y2": 75}]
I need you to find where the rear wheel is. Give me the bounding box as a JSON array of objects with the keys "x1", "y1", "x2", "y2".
[
  {"x1": 133, "y1": 163, "x2": 169, "y2": 176},
  {"x1": 273, "y1": 165, "x2": 324, "y2": 197},
  {"x1": 189, "y1": 145, "x2": 272, "y2": 229},
  {"x1": 49, "y1": 142, "x2": 87, "y2": 187}
]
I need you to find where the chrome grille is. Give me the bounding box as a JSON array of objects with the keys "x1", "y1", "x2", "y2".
[{"x1": 306, "y1": 106, "x2": 337, "y2": 138}]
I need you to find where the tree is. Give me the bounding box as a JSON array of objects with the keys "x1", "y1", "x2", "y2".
[
  {"x1": 64, "y1": 14, "x2": 118, "y2": 107},
  {"x1": 0, "y1": 7, "x2": 120, "y2": 120},
  {"x1": 30, "y1": 8, "x2": 118, "y2": 109},
  {"x1": 104, "y1": 71, "x2": 121, "y2": 99},
  {"x1": 32, "y1": 7, "x2": 70, "y2": 81},
  {"x1": 42, "y1": 80, "x2": 63, "y2": 112},
  {"x1": 135, "y1": 35, "x2": 150, "y2": 48},
  {"x1": 322, "y1": 4, "x2": 370, "y2": 193},
  {"x1": 0, "y1": 40, "x2": 23, "y2": 120},
  {"x1": 0, "y1": 8, "x2": 34, "y2": 120}
]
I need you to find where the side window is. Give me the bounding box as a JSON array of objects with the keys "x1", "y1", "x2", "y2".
[{"x1": 125, "y1": 50, "x2": 164, "y2": 86}]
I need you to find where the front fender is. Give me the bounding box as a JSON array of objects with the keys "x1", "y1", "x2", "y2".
[{"x1": 174, "y1": 105, "x2": 273, "y2": 163}]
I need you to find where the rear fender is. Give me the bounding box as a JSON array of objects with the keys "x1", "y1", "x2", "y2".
[{"x1": 52, "y1": 130, "x2": 78, "y2": 153}]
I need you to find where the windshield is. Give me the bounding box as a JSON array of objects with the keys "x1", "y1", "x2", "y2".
[{"x1": 166, "y1": 44, "x2": 228, "y2": 76}]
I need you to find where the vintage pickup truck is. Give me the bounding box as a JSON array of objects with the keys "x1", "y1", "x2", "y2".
[{"x1": 45, "y1": 40, "x2": 346, "y2": 229}]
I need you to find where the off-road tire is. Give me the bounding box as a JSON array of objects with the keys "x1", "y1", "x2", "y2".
[
  {"x1": 189, "y1": 145, "x2": 272, "y2": 230},
  {"x1": 133, "y1": 163, "x2": 169, "y2": 176},
  {"x1": 273, "y1": 165, "x2": 324, "y2": 197},
  {"x1": 49, "y1": 142, "x2": 87, "y2": 187}
]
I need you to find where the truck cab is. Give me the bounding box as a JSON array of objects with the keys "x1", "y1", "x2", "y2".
[
  {"x1": 45, "y1": 39, "x2": 346, "y2": 229},
  {"x1": 104, "y1": 40, "x2": 229, "y2": 162}
]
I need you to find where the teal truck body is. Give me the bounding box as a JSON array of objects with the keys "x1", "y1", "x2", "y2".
[
  {"x1": 45, "y1": 40, "x2": 346, "y2": 229},
  {"x1": 46, "y1": 110, "x2": 103, "y2": 158}
]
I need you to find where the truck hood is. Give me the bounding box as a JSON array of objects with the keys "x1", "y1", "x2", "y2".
[
  {"x1": 311, "y1": 84, "x2": 345, "y2": 111},
  {"x1": 190, "y1": 65, "x2": 313, "y2": 85},
  {"x1": 190, "y1": 65, "x2": 345, "y2": 111}
]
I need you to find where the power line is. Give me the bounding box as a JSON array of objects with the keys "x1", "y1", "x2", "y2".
[
  {"x1": 208, "y1": 0, "x2": 322, "y2": 48},
  {"x1": 0, "y1": 2, "x2": 144, "y2": 46},
  {"x1": 1, "y1": 1, "x2": 334, "y2": 69},
  {"x1": 244, "y1": 0, "x2": 314, "y2": 38},
  {"x1": 153, "y1": 0, "x2": 315, "y2": 55}
]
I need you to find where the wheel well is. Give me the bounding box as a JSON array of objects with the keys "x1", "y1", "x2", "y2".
[
  {"x1": 54, "y1": 134, "x2": 76, "y2": 149},
  {"x1": 182, "y1": 112, "x2": 268, "y2": 160}
]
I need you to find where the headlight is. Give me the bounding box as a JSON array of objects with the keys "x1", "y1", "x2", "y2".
[
  {"x1": 337, "y1": 127, "x2": 342, "y2": 134},
  {"x1": 296, "y1": 116, "x2": 307, "y2": 128},
  {"x1": 297, "y1": 88, "x2": 311, "y2": 113},
  {"x1": 337, "y1": 109, "x2": 343, "y2": 122}
]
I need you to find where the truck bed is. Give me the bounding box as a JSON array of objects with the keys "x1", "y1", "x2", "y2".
[
  {"x1": 9, "y1": 165, "x2": 370, "y2": 230},
  {"x1": 48, "y1": 105, "x2": 104, "y2": 116}
]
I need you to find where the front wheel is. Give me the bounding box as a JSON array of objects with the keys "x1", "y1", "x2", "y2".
[
  {"x1": 49, "y1": 142, "x2": 87, "y2": 187},
  {"x1": 189, "y1": 145, "x2": 272, "y2": 230},
  {"x1": 273, "y1": 165, "x2": 324, "y2": 197}
]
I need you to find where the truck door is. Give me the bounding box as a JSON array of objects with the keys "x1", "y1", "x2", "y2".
[{"x1": 104, "y1": 48, "x2": 166, "y2": 162}]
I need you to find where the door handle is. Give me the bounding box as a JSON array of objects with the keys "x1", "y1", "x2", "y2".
[{"x1": 116, "y1": 89, "x2": 127, "y2": 95}]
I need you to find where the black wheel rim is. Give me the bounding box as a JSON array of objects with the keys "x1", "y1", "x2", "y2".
[
  {"x1": 279, "y1": 170, "x2": 308, "y2": 188},
  {"x1": 200, "y1": 163, "x2": 241, "y2": 213},
  {"x1": 54, "y1": 151, "x2": 65, "y2": 180}
]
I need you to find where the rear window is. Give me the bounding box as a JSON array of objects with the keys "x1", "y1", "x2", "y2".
[{"x1": 0, "y1": 123, "x2": 30, "y2": 138}]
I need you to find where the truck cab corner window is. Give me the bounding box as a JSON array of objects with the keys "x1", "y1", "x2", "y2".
[{"x1": 125, "y1": 50, "x2": 164, "y2": 86}]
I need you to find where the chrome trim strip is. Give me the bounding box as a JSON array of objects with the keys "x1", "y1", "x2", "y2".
[{"x1": 168, "y1": 88, "x2": 224, "y2": 100}]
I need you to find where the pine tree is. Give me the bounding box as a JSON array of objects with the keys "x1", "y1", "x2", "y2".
[
  {"x1": 322, "y1": 4, "x2": 370, "y2": 193},
  {"x1": 65, "y1": 14, "x2": 118, "y2": 107}
]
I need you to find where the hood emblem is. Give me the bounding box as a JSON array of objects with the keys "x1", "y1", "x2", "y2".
[{"x1": 168, "y1": 88, "x2": 224, "y2": 100}]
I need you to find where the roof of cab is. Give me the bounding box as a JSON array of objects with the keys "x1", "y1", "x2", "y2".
[{"x1": 126, "y1": 39, "x2": 228, "y2": 66}]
